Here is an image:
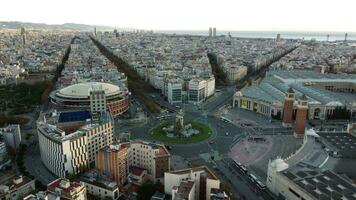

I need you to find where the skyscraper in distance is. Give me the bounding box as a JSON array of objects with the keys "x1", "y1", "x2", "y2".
[
  {"x1": 209, "y1": 27, "x2": 212, "y2": 37},
  {"x1": 213, "y1": 27, "x2": 216, "y2": 37}
]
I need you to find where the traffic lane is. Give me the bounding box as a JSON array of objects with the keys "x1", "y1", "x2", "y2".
[{"x1": 215, "y1": 160, "x2": 262, "y2": 200}]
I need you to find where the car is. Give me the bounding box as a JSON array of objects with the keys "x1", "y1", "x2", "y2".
[
  {"x1": 209, "y1": 140, "x2": 215, "y2": 144},
  {"x1": 165, "y1": 145, "x2": 172, "y2": 150},
  {"x1": 225, "y1": 132, "x2": 229, "y2": 136}
]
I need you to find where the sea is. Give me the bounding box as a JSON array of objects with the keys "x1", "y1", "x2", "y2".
[{"x1": 155, "y1": 30, "x2": 356, "y2": 41}]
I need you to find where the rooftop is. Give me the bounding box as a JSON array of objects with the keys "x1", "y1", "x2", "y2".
[
  {"x1": 169, "y1": 166, "x2": 219, "y2": 180},
  {"x1": 281, "y1": 168, "x2": 356, "y2": 200},
  {"x1": 80, "y1": 170, "x2": 118, "y2": 191},
  {"x1": 240, "y1": 70, "x2": 356, "y2": 105},
  {"x1": 176, "y1": 180, "x2": 195, "y2": 199},
  {"x1": 47, "y1": 178, "x2": 83, "y2": 194},
  {"x1": 57, "y1": 82, "x2": 121, "y2": 98}
]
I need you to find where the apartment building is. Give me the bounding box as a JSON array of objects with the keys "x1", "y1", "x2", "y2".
[
  {"x1": 0, "y1": 176, "x2": 35, "y2": 200},
  {"x1": 80, "y1": 170, "x2": 120, "y2": 200},
  {"x1": 164, "y1": 166, "x2": 226, "y2": 200},
  {"x1": 95, "y1": 144, "x2": 128, "y2": 186},
  {"x1": 46, "y1": 178, "x2": 86, "y2": 200}
]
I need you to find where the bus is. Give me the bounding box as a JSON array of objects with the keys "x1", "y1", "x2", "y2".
[
  {"x1": 256, "y1": 180, "x2": 266, "y2": 190},
  {"x1": 220, "y1": 116, "x2": 232, "y2": 123},
  {"x1": 248, "y1": 173, "x2": 266, "y2": 190},
  {"x1": 233, "y1": 160, "x2": 248, "y2": 174}
]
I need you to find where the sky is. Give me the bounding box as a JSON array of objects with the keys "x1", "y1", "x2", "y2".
[{"x1": 1, "y1": 0, "x2": 355, "y2": 32}]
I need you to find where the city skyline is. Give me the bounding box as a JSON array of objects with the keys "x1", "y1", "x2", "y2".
[{"x1": 1, "y1": 0, "x2": 356, "y2": 32}]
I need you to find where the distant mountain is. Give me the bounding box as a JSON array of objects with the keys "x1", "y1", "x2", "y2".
[{"x1": 0, "y1": 21, "x2": 119, "y2": 31}]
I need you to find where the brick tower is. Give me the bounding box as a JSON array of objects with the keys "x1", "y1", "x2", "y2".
[
  {"x1": 294, "y1": 94, "x2": 308, "y2": 138},
  {"x1": 282, "y1": 88, "x2": 295, "y2": 127}
]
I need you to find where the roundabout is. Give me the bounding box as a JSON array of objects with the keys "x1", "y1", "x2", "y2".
[{"x1": 150, "y1": 120, "x2": 212, "y2": 144}]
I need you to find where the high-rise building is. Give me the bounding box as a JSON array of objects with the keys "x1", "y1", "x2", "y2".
[
  {"x1": 276, "y1": 33, "x2": 281, "y2": 42},
  {"x1": 209, "y1": 28, "x2": 212, "y2": 37},
  {"x1": 167, "y1": 79, "x2": 183, "y2": 105},
  {"x1": 20, "y1": 27, "x2": 26, "y2": 47},
  {"x1": 37, "y1": 110, "x2": 114, "y2": 177},
  {"x1": 188, "y1": 79, "x2": 206, "y2": 104},
  {"x1": 95, "y1": 144, "x2": 128, "y2": 186},
  {"x1": 345, "y1": 33, "x2": 348, "y2": 42},
  {"x1": 0, "y1": 124, "x2": 22, "y2": 149},
  {"x1": 327, "y1": 34, "x2": 330, "y2": 42},
  {"x1": 90, "y1": 85, "x2": 107, "y2": 114},
  {"x1": 294, "y1": 94, "x2": 308, "y2": 138},
  {"x1": 125, "y1": 141, "x2": 171, "y2": 182},
  {"x1": 212, "y1": 28, "x2": 217, "y2": 37},
  {"x1": 94, "y1": 27, "x2": 97, "y2": 36},
  {"x1": 282, "y1": 88, "x2": 294, "y2": 127}
]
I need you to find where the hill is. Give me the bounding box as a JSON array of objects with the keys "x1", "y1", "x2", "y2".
[{"x1": 0, "y1": 21, "x2": 118, "y2": 31}]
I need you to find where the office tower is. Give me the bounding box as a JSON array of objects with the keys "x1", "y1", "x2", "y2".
[
  {"x1": 209, "y1": 27, "x2": 212, "y2": 37},
  {"x1": 94, "y1": 27, "x2": 97, "y2": 36},
  {"x1": 213, "y1": 27, "x2": 216, "y2": 37},
  {"x1": 276, "y1": 33, "x2": 281, "y2": 42},
  {"x1": 327, "y1": 34, "x2": 330, "y2": 41},
  {"x1": 294, "y1": 94, "x2": 308, "y2": 138},
  {"x1": 20, "y1": 27, "x2": 26, "y2": 47},
  {"x1": 282, "y1": 88, "x2": 294, "y2": 127},
  {"x1": 345, "y1": 33, "x2": 348, "y2": 42}
]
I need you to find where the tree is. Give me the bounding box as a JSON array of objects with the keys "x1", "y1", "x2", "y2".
[{"x1": 137, "y1": 181, "x2": 163, "y2": 200}]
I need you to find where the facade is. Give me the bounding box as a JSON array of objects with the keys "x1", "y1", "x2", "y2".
[
  {"x1": 189, "y1": 79, "x2": 207, "y2": 104},
  {"x1": 90, "y1": 85, "x2": 107, "y2": 114},
  {"x1": 96, "y1": 141, "x2": 170, "y2": 185},
  {"x1": 0, "y1": 176, "x2": 35, "y2": 200},
  {"x1": 124, "y1": 141, "x2": 171, "y2": 182},
  {"x1": 50, "y1": 82, "x2": 129, "y2": 117},
  {"x1": 282, "y1": 88, "x2": 294, "y2": 127},
  {"x1": 167, "y1": 79, "x2": 183, "y2": 105},
  {"x1": 37, "y1": 111, "x2": 113, "y2": 177},
  {"x1": 233, "y1": 70, "x2": 356, "y2": 121},
  {"x1": 47, "y1": 178, "x2": 86, "y2": 200},
  {"x1": 205, "y1": 76, "x2": 216, "y2": 98},
  {"x1": 225, "y1": 66, "x2": 247, "y2": 83},
  {"x1": 294, "y1": 95, "x2": 308, "y2": 138},
  {"x1": 164, "y1": 166, "x2": 223, "y2": 200},
  {"x1": 0, "y1": 142, "x2": 8, "y2": 164},
  {"x1": 0, "y1": 124, "x2": 22, "y2": 149},
  {"x1": 166, "y1": 76, "x2": 215, "y2": 105},
  {"x1": 95, "y1": 144, "x2": 128, "y2": 186}
]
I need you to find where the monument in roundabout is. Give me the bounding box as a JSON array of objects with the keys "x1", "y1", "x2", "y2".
[{"x1": 151, "y1": 109, "x2": 212, "y2": 144}]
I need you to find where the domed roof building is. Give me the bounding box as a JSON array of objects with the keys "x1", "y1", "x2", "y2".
[{"x1": 50, "y1": 82, "x2": 129, "y2": 117}]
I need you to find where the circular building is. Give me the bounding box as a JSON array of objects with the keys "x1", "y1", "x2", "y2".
[{"x1": 50, "y1": 82, "x2": 129, "y2": 117}]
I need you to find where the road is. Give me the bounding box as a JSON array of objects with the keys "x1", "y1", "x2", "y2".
[{"x1": 117, "y1": 96, "x2": 276, "y2": 199}]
